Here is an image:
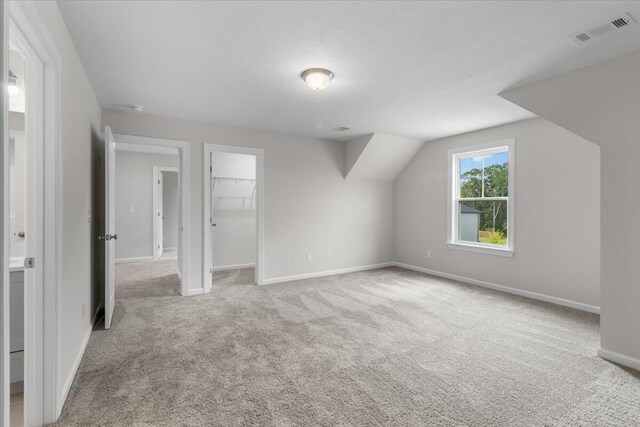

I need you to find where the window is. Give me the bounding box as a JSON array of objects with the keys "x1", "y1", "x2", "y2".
[{"x1": 448, "y1": 139, "x2": 514, "y2": 256}]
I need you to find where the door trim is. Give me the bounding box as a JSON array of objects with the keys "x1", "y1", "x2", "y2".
[
  {"x1": 114, "y1": 133, "x2": 191, "y2": 296},
  {"x1": 203, "y1": 143, "x2": 265, "y2": 290},
  {"x1": 5, "y1": 1, "x2": 62, "y2": 423},
  {"x1": 152, "y1": 166, "x2": 179, "y2": 258}
]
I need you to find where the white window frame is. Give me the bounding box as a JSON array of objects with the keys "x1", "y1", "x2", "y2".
[{"x1": 447, "y1": 139, "x2": 515, "y2": 257}]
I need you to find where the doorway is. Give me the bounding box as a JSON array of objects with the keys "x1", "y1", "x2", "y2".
[
  {"x1": 4, "y1": 2, "x2": 62, "y2": 425},
  {"x1": 153, "y1": 166, "x2": 179, "y2": 259},
  {"x1": 203, "y1": 144, "x2": 264, "y2": 290},
  {"x1": 102, "y1": 132, "x2": 191, "y2": 329}
]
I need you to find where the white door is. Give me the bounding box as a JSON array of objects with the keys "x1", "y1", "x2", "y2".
[
  {"x1": 210, "y1": 152, "x2": 216, "y2": 277},
  {"x1": 157, "y1": 172, "x2": 164, "y2": 257},
  {"x1": 104, "y1": 126, "x2": 116, "y2": 329}
]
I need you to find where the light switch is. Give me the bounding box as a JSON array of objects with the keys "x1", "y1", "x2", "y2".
[{"x1": 128, "y1": 206, "x2": 136, "y2": 213}]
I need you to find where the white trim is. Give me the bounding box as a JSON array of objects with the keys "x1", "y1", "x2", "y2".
[
  {"x1": 116, "y1": 142, "x2": 178, "y2": 156},
  {"x1": 113, "y1": 134, "x2": 191, "y2": 296},
  {"x1": 203, "y1": 143, "x2": 265, "y2": 291},
  {"x1": 176, "y1": 269, "x2": 182, "y2": 282},
  {"x1": 447, "y1": 139, "x2": 515, "y2": 256},
  {"x1": 59, "y1": 323, "x2": 91, "y2": 412},
  {"x1": 597, "y1": 348, "x2": 640, "y2": 371},
  {"x1": 1, "y1": 2, "x2": 9, "y2": 424},
  {"x1": 184, "y1": 288, "x2": 204, "y2": 296},
  {"x1": 164, "y1": 246, "x2": 178, "y2": 251},
  {"x1": 446, "y1": 242, "x2": 514, "y2": 257},
  {"x1": 212, "y1": 263, "x2": 255, "y2": 272},
  {"x1": 394, "y1": 262, "x2": 600, "y2": 314},
  {"x1": 152, "y1": 166, "x2": 179, "y2": 258},
  {"x1": 115, "y1": 256, "x2": 155, "y2": 264},
  {"x1": 7, "y1": 1, "x2": 62, "y2": 423},
  {"x1": 261, "y1": 262, "x2": 395, "y2": 286}
]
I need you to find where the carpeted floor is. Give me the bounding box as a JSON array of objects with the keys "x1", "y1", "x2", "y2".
[
  {"x1": 212, "y1": 267, "x2": 255, "y2": 287},
  {"x1": 52, "y1": 261, "x2": 640, "y2": 426}
]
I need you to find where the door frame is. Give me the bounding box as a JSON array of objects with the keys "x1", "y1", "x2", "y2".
[
  {"x1": 203, "y1": 143, "x2": 265, "y2": 291},
  {"x1": 114, "y1": 133, "x2": 191, "y2": 296},
  {"x1": 4, "y1": 1, "x2": 62, "y2": 423},
  {"x1": 152, "y1": 166, "x2": 179, "y2": 258}
]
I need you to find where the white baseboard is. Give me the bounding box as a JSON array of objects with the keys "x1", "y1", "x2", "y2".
[
  {"x1": 59, "y1": 322, "x2": 92, "y2": 415},
  {"x1": 261, "y1": 262, "x2": 395, "y2": 286},
  {"x1": 115, "y1": 256, "x2": 154, "y2": 264},
  {"x1": 212, "y1": 263, "x2": 255, "y2": 272},
  {"x1": 176, "y1": 269, "x2": 182, "y2": 282},
  {"x1": 184, "y1": 288, "x2": 204, "y2": 296},
  {"x1": 164, "y1": 247, "x2": 177, "y2": 251},
  {"x1": 394, "y1": 262, "x2": 600, "y2": 314},
  {"x1": 598, "y1": 348, "x2": 640, "y2": 371}
]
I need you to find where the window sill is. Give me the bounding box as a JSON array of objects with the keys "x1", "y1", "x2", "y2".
[{"x1": 447, "y1": 242, "x2": 514, "y2": 257}]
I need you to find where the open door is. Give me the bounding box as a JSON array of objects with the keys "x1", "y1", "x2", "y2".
[
  {"x1": 157, "y1": 172, "x2": 164, "y2": 257},
  {"x1": 104, "y1": 126, "x2": 116, "y2": 329}
]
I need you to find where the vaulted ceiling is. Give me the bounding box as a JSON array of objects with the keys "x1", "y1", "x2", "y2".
[{"x1": 58, "y1": 1, "x2": 640, "y2": 141}]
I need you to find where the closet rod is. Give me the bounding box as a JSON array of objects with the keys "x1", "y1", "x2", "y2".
[{"x1": 212, "y1": 176, "x2": 256, "y2": 183}]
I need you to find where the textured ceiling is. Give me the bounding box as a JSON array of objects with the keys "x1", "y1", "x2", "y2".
[{"x1": 58, "y1": 1, "x2": 640, "y2": 141}]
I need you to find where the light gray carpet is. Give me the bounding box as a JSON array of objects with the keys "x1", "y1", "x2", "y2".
[
  {"x1": 52, "y1": 262, "x2": 640, "y2": 426},
  {"x1": 212, "y1": 267, "x2": 255, "y2": 287}
]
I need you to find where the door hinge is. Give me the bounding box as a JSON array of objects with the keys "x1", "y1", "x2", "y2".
[
  {"x1": 210, "y1": 166, "x2": 212, "y2": 172},
  {"x1": 24, "y1": 257, "x2": 35, "y2": 269},
  {"x1": 158, "y1": 179, "x2": 160, "y2": 184}
]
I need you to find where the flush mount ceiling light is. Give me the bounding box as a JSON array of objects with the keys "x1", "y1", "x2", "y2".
[
  {"x1": 8, "y1": 70, "x2": 19, "y2": 96},
  {"x1": 301, "y1": 68, "x2": 334, "y2": 91}
]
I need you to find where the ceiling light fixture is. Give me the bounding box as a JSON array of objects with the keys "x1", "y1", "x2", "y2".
[
  {"x1": 8, "y1": 70, "x2": 19, "y2": 96},
  {"x1": 301, "y1": 68, "x2": 334, "y2": 91}
]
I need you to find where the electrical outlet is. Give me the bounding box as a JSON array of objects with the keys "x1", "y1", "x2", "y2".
[
  {"x1": 306, "y1": 253, "x2": 312, "y2": 262},
  {"x1": 326, "y1": 251, "x2": 332, "y2": 260},
  {"x1": 87, "y1": 209, "x2": 91, "y2": 224},
  {"x1": 128, "y1": 206, "x2": 136, "y2": 213},
  {"x1": 82, "y1": 303, "x2": 86, "y2": 318},
  {"x1": 427, "y1": 250, "x2": 432, "y2": 259}
]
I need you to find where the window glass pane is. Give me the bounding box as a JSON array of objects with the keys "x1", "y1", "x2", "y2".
[
  {"x1": 459, "y1": 151, "x2": 509, "y2": 198},
  {"x1": 458, "y1": 201, "x2": 508, "y2": 246},
  {"x1": 459, "y1": 156, "x2": 483, "y2": 198}
]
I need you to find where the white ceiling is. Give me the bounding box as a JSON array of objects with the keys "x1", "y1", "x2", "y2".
[{"x1": 57, "y1": 1, "x2": 640, "y2": 142}]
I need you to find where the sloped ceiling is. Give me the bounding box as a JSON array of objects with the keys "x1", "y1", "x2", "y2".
[
  {"x1": 344, "y1": 134, "x2": 424, "y2": 181},
  {"x1": 500, "y1": 49, "x2": 640, "y2": 148}
]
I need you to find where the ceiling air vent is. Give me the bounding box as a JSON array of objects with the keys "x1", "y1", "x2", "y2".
[
  {"x1": 571, "y1": 13, "x2": 636, "y2": 43},
  {"x1": 612, "y1": 17, "x2": 630, "y2": 28},
  {"x1": 332, "y1": 126, "x2": 351, "y2": 132},
  {"x1": 575, "y1": 33, "x2": 591, "y2": 42}
]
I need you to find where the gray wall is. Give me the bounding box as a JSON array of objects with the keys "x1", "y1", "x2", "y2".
[
  {"x1": 395, "y1": 117, "x2": 601, "y2": 308},
  {"x1": 501, "y1": 49, "x2": 640, "y2": 365},
  {"x1": 114, "y1": 151, "x2": 178, "y2": 259},
  {"x1": 162, "y1": 171, "x2": 179, "y2": 249},
  {"x1": 102, "y1": 108, "x2": 395, "y2": 289},
  {"x1": 31, "y1": 0, "x2": 102, "y2": 413}
]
